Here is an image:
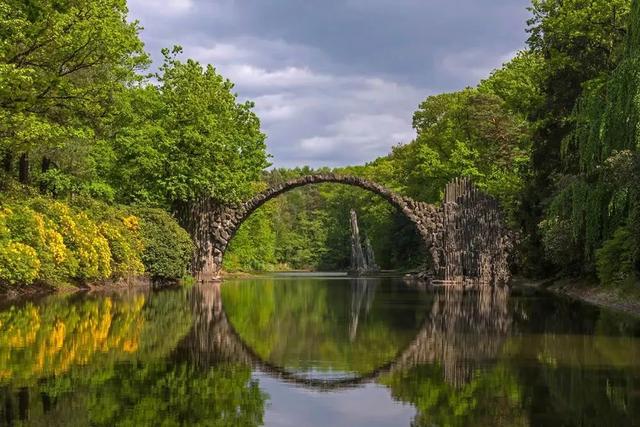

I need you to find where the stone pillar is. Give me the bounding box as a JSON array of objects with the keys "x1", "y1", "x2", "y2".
[{"x1": 176, "y1": 198, "x2": 238, "y2": 282}]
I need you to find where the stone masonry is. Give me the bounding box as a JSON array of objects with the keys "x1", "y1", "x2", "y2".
[{"x1": 187, "y1": 173, "x2": 512, "y2": 285}]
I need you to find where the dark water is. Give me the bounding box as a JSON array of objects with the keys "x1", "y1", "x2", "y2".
[{"x1": 1, "y1": 274, "x2": 640, "y2": 426}]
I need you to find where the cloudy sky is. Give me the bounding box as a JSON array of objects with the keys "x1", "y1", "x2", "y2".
[{"x1": 127, "y1": 0, "x2": 531, "y2": 168}]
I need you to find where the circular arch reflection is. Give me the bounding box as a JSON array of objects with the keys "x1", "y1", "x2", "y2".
[{"x1": 176, "y1": 279, "x2": 513, "y2": 392}]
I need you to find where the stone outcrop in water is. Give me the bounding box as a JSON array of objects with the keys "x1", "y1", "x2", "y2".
[{"x1": 349, "y1": 209, "x2": 379, "y2": 275}]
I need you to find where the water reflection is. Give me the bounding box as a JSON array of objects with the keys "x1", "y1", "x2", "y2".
[
  {"x1": 349, "y1": 278, "x2": 378, "y2": 341},
  {"x1": 0, "y1": 288, "x2": 266, "y2": 426},
  {"x1": 0, "y1": 277, "x2": 639, "y2": 426}
]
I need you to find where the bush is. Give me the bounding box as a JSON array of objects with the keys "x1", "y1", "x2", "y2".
[
  {"x1": 539, "y1": 216, "x2": 582, "y2": 272},
  {"x1": 77, "y1": 198, "x2": 145, "y2": 279},
  {"x1": 4, "y1": 205, "x2": 75, "y2": 284},
  {"x1": 0, "y1": 241, "x2": 40, "y2": 285},
  {"x1": 135, "y1": 208, "x2": 194, "y2": 280},
  {"x1": 29, "y1": 199, "x2": 112, "y2": 281},
  {"x1": 98, "y1": 218, "x2": 145, "y2": 279},
  {"x1": 596, "y1": 226, "x2": 637, "y2": 286},
  {"x1": 0, "y1": 189, "x2": 193, "y2": 286}
]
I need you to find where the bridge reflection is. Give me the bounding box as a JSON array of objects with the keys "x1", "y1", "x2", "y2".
[{"x1": 175, "y1": 280, "x2": 512, "y2": 391}]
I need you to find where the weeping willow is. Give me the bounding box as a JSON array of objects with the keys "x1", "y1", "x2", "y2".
[{"x1": 546, "y1": 0, "x2": 640, "y2": 281}]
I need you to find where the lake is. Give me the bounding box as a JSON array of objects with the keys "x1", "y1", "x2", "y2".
[{"x1": 1, "y1": 274, "x2": 640, "y2": 426}]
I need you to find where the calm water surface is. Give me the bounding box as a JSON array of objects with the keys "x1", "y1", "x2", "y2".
[{"x1": 1, "y1": 274, "x2": 640, "y2": 426}]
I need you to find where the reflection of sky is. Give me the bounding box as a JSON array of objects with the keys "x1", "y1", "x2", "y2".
[
  {"x1": 255, "y1": 373, "x2": 415, "y2": 427},
  {"x1": 285, "y1": 368, "x2": 359, "y2": 382}
]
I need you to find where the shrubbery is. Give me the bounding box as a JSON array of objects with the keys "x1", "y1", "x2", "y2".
[
  {"x1": 0, "y1": 193, "x2": 194, "y2": 287},
  {"x1": 596, "y1": 226, "x2": 637, "y2": 287},
  {"x1": 135, "y1": 208, "x2": 194, "y2": 280}
]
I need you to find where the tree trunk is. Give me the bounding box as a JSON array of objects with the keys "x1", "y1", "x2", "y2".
[
  {"x1": 41, "y1": 157, "x2": 51, "y2": 173},
  {"x1": 2, "y1": 151, "x2": 12, "y2": 173},
  {"x1": 19, "y1": 153, "x2": 29, "y2": 184},
  {"x1": 40, "y1": 157, "x2": 51, "y2": 193}
]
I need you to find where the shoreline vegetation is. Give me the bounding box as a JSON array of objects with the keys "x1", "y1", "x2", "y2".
[
  {"x1": 1, "y1": 0, "x2": 639, "y2": 302},
  {"x1": 515, "y1": 277, "x2": 640, "y2": 318}
]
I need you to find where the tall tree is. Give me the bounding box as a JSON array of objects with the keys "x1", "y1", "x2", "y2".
[
  {"x1": 0, "y1": 0, "x2": 148, "y2": 184},
  {"x1": 540, "y1": 0, "x2": 640, "y2": 281},
  {"x1": 105, "y1": 47, "x2": 269, "y2": 207},
  {"x1": 519, "y1": 0, "x2": 632, "y2": 275}
]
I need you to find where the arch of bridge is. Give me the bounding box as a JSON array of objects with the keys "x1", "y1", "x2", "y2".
[{"x1": 202, "y1": 174, "x2": 441, "y2": 280}]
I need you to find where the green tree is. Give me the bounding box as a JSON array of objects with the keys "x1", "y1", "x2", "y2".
[
  {"x1": 104, "y1": 47, "x2": 269, "y2": 207},
  {"x1": 0, "y1": 0, "x2": 148, "y2": 184},
  {"x1": 519, "y1": 0, "x2": 632, "y2": 275},
  {"x1": 540, "y1": 0, "x2": 640, "y2": 280}
]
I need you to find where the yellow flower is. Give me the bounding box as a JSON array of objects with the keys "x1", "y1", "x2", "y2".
[{"x1": 123, "y1": 215, "x2": 140, "y2": 231}]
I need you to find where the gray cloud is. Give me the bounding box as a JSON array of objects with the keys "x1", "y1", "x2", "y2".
[{"x1": 128, "y1": 0, "x2": 531, "y2": 167}]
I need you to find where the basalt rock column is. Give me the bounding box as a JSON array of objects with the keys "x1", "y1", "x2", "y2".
[
  {"x1": 363, "y1": 237, "x2": 380, "y2": 272},
  {"x1": 349, "y1": 209, "x2": 367, "y2": 273},
  {"x1": 430, "y1": 177, "x2": 513, "y2": 286}
]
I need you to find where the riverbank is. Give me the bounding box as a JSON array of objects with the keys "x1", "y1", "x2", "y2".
[
  {"x1": 516, "y1": 276, "x2": 640, "y2": 317},
  {"x1": 0, "y1": 275, "x2": 189, "y2": 301}
]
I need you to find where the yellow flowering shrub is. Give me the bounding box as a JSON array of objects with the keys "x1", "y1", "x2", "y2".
[
  {"x1": 123, "y1": 215, "x2": 140, "y2": 231},
  {"x1": 99, "y1": 220, "x2": 145, "y2": 278},
  {"x1": 0, "y1": 208, "x2": 10, "y2": 239},
  {"x1": 0, "y1": 241, "x2": 40, "y2": 285},
  {"x1": 3, "y1": 205, "x2": 75, "y2": 284},
  {"x1": 0, "y1": 193, "x2": 191, "y2": 287},
  {"x1": 29, "y1": 200, "x2": 112, "y2": 280}
]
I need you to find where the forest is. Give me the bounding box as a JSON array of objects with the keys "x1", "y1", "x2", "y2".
[{"x1": 0, "y1": 0, "x2": 639, "y2": 289}]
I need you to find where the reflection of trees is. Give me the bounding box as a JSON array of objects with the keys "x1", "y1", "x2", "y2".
[
  {"x1": 0, "y1": 288, "x2": 267, "y2": 427},
  {"x1": 1, "y1": 359, "x2": 266, "y2": 427},
  {"x1": 382, "y1": 363, "x2": 528, "y2": 427},
  {"x1": 220, "y1": 278, "x2": 427, "y2": 376},
  {"x1": 0, "y1": 293, "x2": 148, "y2": 385},
  {"x1": 504, "y1": 296, "x2": 640, "y2": 427},
  {"x1": 379, "y1": 286, "x2": 525, "y2": 427}
]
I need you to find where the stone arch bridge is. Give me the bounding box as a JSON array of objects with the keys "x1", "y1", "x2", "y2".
[{"x1": 180, "y1": 174, "x2": 512, "y2": 285}]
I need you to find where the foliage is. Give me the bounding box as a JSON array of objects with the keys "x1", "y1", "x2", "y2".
[
  {"x1": 224, "y1": 202, "x2": 277, "y2": 272},
  {"x1": 102, "y1": 47, "x2": 269, "y2": 206},
  {"x1": 408, "y1": 88, "x2": 532, "y2": 212},
  {"x1": 0, "y1": 240, "x2": 40, "y2": 285},
  {"x1": 0, "y1": 198, "x2": 112, "y2": 285},
  {"x1": 0, "y1": 0, "x2": 268, "y2": 286},
  {"x1": 518, "y1": 0, "x2": 634, "y2": 276},
  {"x1": 0, "y1": 188, "x2": 193, "y2": 286},
  {"x1": 540, "y1": 0, "x2": 640, "y2": 278},
  {"x1": 479, "y1": 51, "x2": 545, "y2": 117},
  {"x1": 0, "y1": 0, "x2": 148, "y2": 183},
  {"x1": 76, "y1": 197, "x2": 146, "y2": 278},
  {"x1": 596, "y1": 226, "x2": 637, "y2": 286},
  {"x1": 135, "y1": 208, "x2": 194, "y2": 280}
]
